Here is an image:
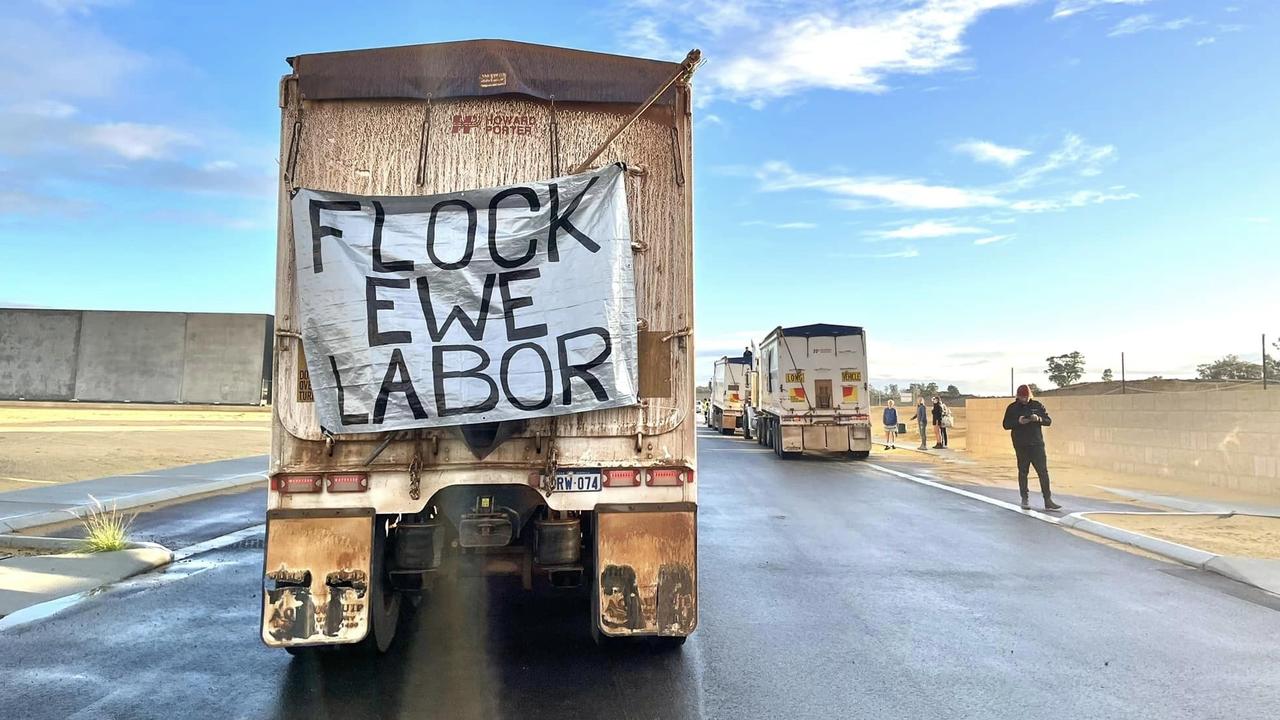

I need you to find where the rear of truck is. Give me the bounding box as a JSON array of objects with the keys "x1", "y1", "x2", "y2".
[
  {"x1": 754, "y1": 324, "x2": 871, "y2": 458},
  {"x1": 262, "y1": 40, "x2": 699, "y2": 652},
  {"x1": 709, "y1": 356, "x2": 746, "y2": 435}
]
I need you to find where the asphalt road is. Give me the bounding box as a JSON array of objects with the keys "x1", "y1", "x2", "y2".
[{"x1": 1, "y1": 428, "x2": 1278, "y2": 719}]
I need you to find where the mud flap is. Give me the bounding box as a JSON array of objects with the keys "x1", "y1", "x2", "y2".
[
  {"x1": 261, "y1": 508, "x2": 374, "y2": 648},
  {"x1": 594, "y1": 503, "x2": 697, "y2": 637}
]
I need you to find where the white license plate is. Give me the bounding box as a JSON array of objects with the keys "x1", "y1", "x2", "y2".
[{"x1": 553, "y1": 470, "x2": 602, "y2": 492}]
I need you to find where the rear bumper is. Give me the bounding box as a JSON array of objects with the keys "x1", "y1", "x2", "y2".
[
  {"x1": 779, "y1": 423, "x2": 872, "y2": 453},
  {"x1": 594, "y1": 502, "x2": 697, "y2": 637}
]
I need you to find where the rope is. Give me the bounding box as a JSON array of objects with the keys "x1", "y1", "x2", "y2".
[
  {"x1": 570, "y1": 49, "x2": 701, "y2": 174},
  {"x1": 780, "y1": 331, "x2": 815, "y2": 414}
]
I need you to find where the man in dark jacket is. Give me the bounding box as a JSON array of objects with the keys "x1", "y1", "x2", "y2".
[{"x1": 1002, "y1": 385, "x2": 1061, "y2": 511}]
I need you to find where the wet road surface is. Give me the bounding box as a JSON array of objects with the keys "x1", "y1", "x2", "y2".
[{"x1": 1, "y1": 428, "x2": 1278, "y2": 719}]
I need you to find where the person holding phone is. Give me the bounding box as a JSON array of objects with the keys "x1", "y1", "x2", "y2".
[{"x1": 1002, "y1": 384, "x2": 1061, "y2": 511}]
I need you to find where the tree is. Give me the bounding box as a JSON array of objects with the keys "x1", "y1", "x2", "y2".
[
  {"x1": 1196, "y1": 354, "x2": 1264, "y2": 380},
  {"x1": 1045, "y1": 352, "x2": 1085, "y2": 387},
  {"x1": 945, "y1": 384, "x2": 960, "y2": 396},
  {"x1": 1101, "y1": 368, "x2": 1113, "y2": 382},
  {"x1": 1028, "y1": 383, "x2": 1042, "y2": 395}
]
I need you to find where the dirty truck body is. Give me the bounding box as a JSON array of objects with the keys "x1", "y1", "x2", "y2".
[
  {"x1": 264, "y1": 40, "x2": 698, "y2": 652},
  {"x1": 709, "y1": 356, "x2": 747, "y2": 434},
  {"x1": 754, "y1": 324, "x2": 871, "y2": 458}
]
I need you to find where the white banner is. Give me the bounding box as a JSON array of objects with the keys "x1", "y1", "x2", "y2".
[{"x1": 291, "y1": 164, "x2": 638, "y2": 433}]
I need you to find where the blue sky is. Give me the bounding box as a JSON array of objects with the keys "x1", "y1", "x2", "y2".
[{"x1": 1, "y1": 0, "x2": 1276, "y2": 394}]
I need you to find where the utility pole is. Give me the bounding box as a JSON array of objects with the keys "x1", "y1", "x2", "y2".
[
  {"x1": 1010, "y1": 367, "x2": 1014, "y2": 397},
  {"x1": 1265, "y1": 334, "x2": 1269, "y2": 390},
  {"x1": 1121, "y1": 352, "x2": 1126, "y2": 395}
]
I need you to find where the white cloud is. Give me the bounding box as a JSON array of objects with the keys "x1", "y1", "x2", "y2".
[
  {"x1": 8, "y1": 100, "x2": 77, "y2": 118},
  {"x1": 1011, "y1": 133, "x2": 1116, "y2": 186},
  {"x1": 0, "y1": 12, "x2": 143, "y2": 100},
  {"x1": 1108, "y1": 14, "x2": 1193, "y2": 37},
  {"x1": 741, "y1": 219, "x2": 817, "y2": 230},
  {"x1": 1195, "y1": 36, "x2": 1217, "y2": 46},
  {"x1": 1051, "y1": 0, "x2": 1152, "y2": 20},
  {"x1": 973, "y1": 234, "x2": 1014, "y2": 245},
  {"x1": 202, "y1": 159, "x2": 238, "y2": 172},
  {"x1": 758, "y1": 161, "x2": 1005, "y2": 210},
  {"x1": 39, "y1": 0, "x2": 128, "y2": 13},
  {"x1": 623, "y1": 0, "x2": 1032, "y2": 104},
  {"x1": 954, "y1": 139, "x2": 1032, "y2": 167},
  {"x1": 848, "y1": 248, "x2": 921, "y2": 259},
  {"x1": 876, "y1": 220, "x2": 988, "y2": 239},
  {"x1": 1010, "y1": 189, "x2": 1137, "y2": 212},
  {"x1": 84, "y1": 122, "x2": 195, "y2": 160},
  {"x1": 1245, "y1": 216, "x2": 1271, "y2": 224}
]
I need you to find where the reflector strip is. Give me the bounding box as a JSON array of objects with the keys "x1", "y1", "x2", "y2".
[
  {"x1": 273, "y1": 474, "x2": 322, "y2": 493},
  {"x1": 647, "y1": 468, "x2": 690, "y2": 487},
  {"x1": 327, "y1": 473, "x2": 369, "y2": 492},
  {"x1": 603, "y1": 468, "x2": 640, "y2": 487}
]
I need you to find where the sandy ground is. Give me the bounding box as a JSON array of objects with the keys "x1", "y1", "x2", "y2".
[
  {"x1": 871, "y1": 406, "x2": 1280, "y2": 560},
  {"x1": 0, "y1": 404, "x2": 270, "y2": 493},
  {"x1": 1088, "y1": 513, "x2": 1280, "y2": 560}
]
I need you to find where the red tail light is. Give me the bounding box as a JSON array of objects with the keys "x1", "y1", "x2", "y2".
[
  {"x1": 603, "y1": 468, "x2": 640, "y2": 487},
  {"x1": 273, "y1": 474, "x2": 322, "y2": 493},
  {"x1": 327, "y1": 472, "x2": 369, "y2": 492},
  {"x1": 647, "y1": 467, "x2": 692, "y2": 487}
]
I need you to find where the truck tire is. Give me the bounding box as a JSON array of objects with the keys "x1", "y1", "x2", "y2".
[{"x1": 848, "y1": 450, "x2": 870, "y2": 460}]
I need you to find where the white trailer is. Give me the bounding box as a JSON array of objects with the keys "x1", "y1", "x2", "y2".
[
  {"x1": 710, "y1": 355, "x2": 748, "y2": 434},
  {"x1": 753, "y1": 324, "x2": 872, "y2": 458},
  {"x1": 263, "y1": 40, "x2": 701, "y2": 654}
]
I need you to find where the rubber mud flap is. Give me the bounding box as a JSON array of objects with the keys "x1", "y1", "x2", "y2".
[
  {"x1": 261, "y1": 508, "x2": 375, "y2": 648},
  {"x1": 595, "y1": 503, "x2": 697, "y2": 637}
]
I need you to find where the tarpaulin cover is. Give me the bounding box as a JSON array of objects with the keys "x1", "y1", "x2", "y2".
[{"x1": 289, "y1": 39, "x2": 683, "y2": 105}]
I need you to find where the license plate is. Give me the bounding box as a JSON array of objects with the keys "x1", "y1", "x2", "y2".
[{"x1": 553, "y1": 469, "x2": 602, "y2": 492}]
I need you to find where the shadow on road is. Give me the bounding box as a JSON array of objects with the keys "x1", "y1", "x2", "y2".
[{"x1": 270, "y1": 575, "x2": 699, "y2": 720}]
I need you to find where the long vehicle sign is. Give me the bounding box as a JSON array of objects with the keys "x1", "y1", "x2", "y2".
[{"x1": 291, "y1": 164, "x2": 639, "y2": 433}]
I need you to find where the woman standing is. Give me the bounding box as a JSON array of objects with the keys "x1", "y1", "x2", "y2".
[
  {"x1": 883, "y1": 400, "x2": 899, "y2": 449},
  {"x1": 931, "y1": 396, "x2": 947, "y2": 448}
]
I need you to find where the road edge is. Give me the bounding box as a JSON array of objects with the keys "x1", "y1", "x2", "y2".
[
  {"x1": 0, "y1": 471, "x2": 267, "y2": 534},
  {"x1": 864, "y1": 462, "x2": 1279, "y2": 597}
]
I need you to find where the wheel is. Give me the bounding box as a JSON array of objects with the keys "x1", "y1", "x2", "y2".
[
  {"x1": 848, "y1": 450, "x2": 870, "y2": 460},
  {"x1": 364, "y1": 519, "x2": 403, "y2": 653}
]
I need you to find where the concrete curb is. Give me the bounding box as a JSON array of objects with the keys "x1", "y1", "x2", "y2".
[
  {"x1": 1061, "y1": 513, "x2": 1219, "y2": 569},
  {"x1": 0, "y1": 534, "x2": 169, "y2": 553},
  {"x1": 0, "y1": 543, "x2": 174, "y2": 620},
  {"x1": 864, "y1": 462, "x2": 1280, "y2": 597},
  {"x1": 0, "y1": 471, "x2": 267, "y2": 534}
]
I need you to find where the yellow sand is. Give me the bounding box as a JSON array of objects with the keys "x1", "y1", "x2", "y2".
[
  {"x1": 1088, "y1": 513, "x2": 1280, "y2": 560},
  {"x1": 0, "y1": 403, "x2": 270, "y2": 492}
]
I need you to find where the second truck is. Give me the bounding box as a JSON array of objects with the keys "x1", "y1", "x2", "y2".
[{"x1": 751, "y1": 324, "x2": 872, "y2": 458}]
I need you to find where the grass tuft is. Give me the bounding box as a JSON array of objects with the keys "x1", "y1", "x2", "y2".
[{"x1": 78, "y1": 495, "x2": 134, "y2": 553}]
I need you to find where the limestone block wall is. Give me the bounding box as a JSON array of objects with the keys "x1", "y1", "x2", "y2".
[{"x1": 966, "y1": 390, "x2": 1280, "y2": 496}]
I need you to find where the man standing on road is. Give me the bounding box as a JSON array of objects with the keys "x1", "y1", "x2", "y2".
[{"x1": 1003, "y1": 385, "x2": 1061, "y2": 511}]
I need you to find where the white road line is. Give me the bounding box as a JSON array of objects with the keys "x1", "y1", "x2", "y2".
[
  {"x1": 171, "y1": 524, "x2": 265, "y2": 561},
  {"x1": 0, "y1": 476, "x2": 58, "y2": 484},
  {"x1": 863, "y1": 462, "x2": 1062, "y2": 525}
]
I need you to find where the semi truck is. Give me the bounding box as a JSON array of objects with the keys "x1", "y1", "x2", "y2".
[
  {"x1": 263, "y1": 40, "x2": 701, "y2": 654},
  {"x1": 709, "y1": 355, "x2": 748, "y2": 434},
  {"x1": 752, "y1": 324, "x2": 872, "y2": 458}
]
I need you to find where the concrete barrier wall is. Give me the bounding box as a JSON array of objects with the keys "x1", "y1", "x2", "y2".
[
  {"x1": 967, "y1": 391, "x2": 1280, "y2": 496},
  {"x1": 0, "y1": 310, "x2": 81, "y2": 400},
  {"x1": 0, "y1": 309, "x2": 272, "y2": 405}
]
